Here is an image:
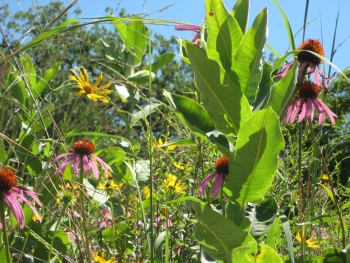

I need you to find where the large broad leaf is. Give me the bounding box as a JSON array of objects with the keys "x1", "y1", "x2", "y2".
[
  {"x1": 253, "y1": 63, "x2": 274, "y2": 111},
  {"x1": 185, "y1": 41, "x2": 252, "y2": 135},
  {"x1": 164, "y1": 91, "x2": 215, "y2": 137},
  {"x1": 265, "y1": 63, "x2": 298, "y2": 116},
  {"x1": 186, "y1": 200, "x2": 257, "y2": 262},
  {"x1": 205, "y1": 0, "x2": 243, "y2": 72},
  {"x1": 224, "y1": 108, "x2": 284, "y2": 205},
  {"x1": 231, "y1": 0, "x2": 250, "y2": 33},
  {"x1": 231, "y1": 8, "x2": 268, "y2": 103},
  {"x1": 115, "y1": 19, "x2": 146, "y2": 67},
  {"x1": 231, "y1": 244, "x2": 283, "y2": 263}
]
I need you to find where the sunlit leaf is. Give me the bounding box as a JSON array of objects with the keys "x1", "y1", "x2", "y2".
[
  {"x1": 186, "y1": 200, "x2": 257, "y2": 262},
  {"x1": 206, "y1": 0, "x2": 243, "y2": 72},
  {"x1": 231, "y1": 8, "x2": 268, "y2": 103},
  {"x1": 231, "y1": 0, "x2": 249, "y2": 33},
  {"x1": 185, "y1": 41, "x2": 252, "y2": 135},
  {"x1": 224, "y1": 108, "x2": 284, "y2": 205}
]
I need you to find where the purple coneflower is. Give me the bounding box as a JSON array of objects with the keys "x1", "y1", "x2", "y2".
[
  {"x1": 52, "y1": 140, "x2": 112, "y2": 179},
  {"x1": 275, "y1": 39, "x2": 334, "y2": 89},
  {"x1": 199, "y1": 156, "x2": 229, "y2": 199},
  {"x1": 0, "y1": 166, "x2": 42, "y2": 229},
  {"x1": 284, "y1": 81, "x2": 337, "y2": 126}
]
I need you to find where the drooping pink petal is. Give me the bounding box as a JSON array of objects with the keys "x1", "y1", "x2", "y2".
[
  {"x1": 89, "y1": 157, "x2": 99, "y2": 179},
  {"x1": 81, "y1": 155, "x2": 91, "y2": 177},
  {"x1": 13, "y1": 187, "x2": 42, "y2": 223},
  {"x1": 4, "y1": 192, "x2": 25, "y2": 228},
  {"x1": 57, "y1": 154, "x2": 76, "y2": 174},
  {"x1": 275, "y1": 61, "x2": 296, "y2": 79},
  {"x1": 314, "y1": 99, "x2": 337, "y2": 125},
  {"x1": 211, "y1": 173, "x2": 224, "y2": 199},
  {"x1": 72, "y1": 154, "x2": 81, "y2": 176},
  {"x1": 52, "y1": 153, "x2": 72, "y2": 165},
  {"x1": 198, "y1": 172, "x2": 217, "y2": 197},
  {"x1": 94, "y1": 155, "x2": 112, "y2": 178},
  {"x1": 298, "y1": 100, "x2": 307, "y2": 122}
]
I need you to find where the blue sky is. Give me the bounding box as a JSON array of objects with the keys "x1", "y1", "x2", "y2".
[{"x1": 5, "y1": 0, "x2": 350, "y2": 72}]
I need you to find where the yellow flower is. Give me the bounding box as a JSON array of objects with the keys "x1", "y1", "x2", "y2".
[
  {"x1": 296, "y1": 231, "x2": 320, "y2": 249},
  {"x1": 143, "y1": 186, "x2": 150, "y2": 199},
  {"x1": 93, "y1": 251, "x2": 116, "y2": 263},
  {"x1": 154, "y1": 138, "x2": 176, "y2": 151},
  {"x1": 97, "y1": 180, "x2": 124, "y2": 197},
  {"x1": 173, "y1": 161, "x2": 185, "y2": 170},
  {"x1": 32, "y1": 213, "x2": 43, "y2": 222},
  {"x1": 69, "y1": 66, "x2": 112, "y2": 103},
  {"x1": 163, "y1": 174, "x2": 186, "y2": 194},
  {"x1": 321, "y1": 174, "x2": 330, "y2": 181}
]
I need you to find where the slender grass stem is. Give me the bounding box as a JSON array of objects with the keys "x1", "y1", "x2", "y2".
[
  {"x1": 307, "y1": 120, "x2": 345, "y2": 247},
  {"x1": 79, "y1": 163, "x2": 91, "y2": 263},
  {"x1": 47, "y1": 202, "x2": 69, "y2": 262},
  {"x1": 298, "y1": 122, "x2": 306, "y2": 261},
  {"x1": 0, "y1": 196, "x2": 12, "y2": 263}
]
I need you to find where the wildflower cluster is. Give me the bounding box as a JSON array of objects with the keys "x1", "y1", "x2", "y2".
[{"x1": 277, "y1": 39, "x2": 337, "y2": 126}]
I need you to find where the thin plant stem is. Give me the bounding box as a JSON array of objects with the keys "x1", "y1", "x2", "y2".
[
  {"x1": 165, "y1": 202, "x2": 169, "y2": 263},
  {"x1": 0, "y1": 196, "x2": 12, "y2": 263},
  {"x1": 79, "y1": 163, "x2": 92, "y2": 263},
  {"x1": 307, "y1": 120, "x2": 346, "y2": 247},
  {"x1": 47, "y1": 202, "x2": 69, "y2": 262},
  {"x1": 220, "y1": 184, "x2": 226, "y2": 218},
  {"x1": 147, "y1": 22, "x2": 154, "y2": 262},
  {"x1": 302, "y1": 0, "x2": 310, "y2": 42},
  {"x1": 298, "y1": 122, "x2": 306, "y2": 260}
]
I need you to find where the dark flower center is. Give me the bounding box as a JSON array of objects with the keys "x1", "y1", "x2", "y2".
[
  {"x1": 297, "y1": 39, "x2": 325, "y2": 65},
  {"x1": 72, "y1": 140, "x2": 95, "y2": 155},
  {"x1": 83, "y1": 83, "x2": 93, "y2": 94},
  {"x1": 298, "y1": 81, "x2": 320, "y2": 98},
  {"x1": 214, "y1": 156, "x2": 229, "y2": 174},
  {"x1": 0, "y1": 166, "x2": 17, "y2": 192}
]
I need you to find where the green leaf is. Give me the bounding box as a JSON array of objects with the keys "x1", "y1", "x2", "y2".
[
  {"x1": 248, "y1": 196, "x2": 278, "y2": 238},
  {"x1": 231, "y1": 7, "x2": 268, "y2": 103},
  {"x1": 265, "y1": 63, "x2": 298, "y2": 116},
  {"x1": 224, "y1": 108, "x2": 284, "y2": 205},
  {"x1": 10, "y1": 73, "x2": 28, "y2": 105},
  {"x1": 161, "y1": 138, "x2": 196, "y2": 147},
  {"x1": 255, "y1": 244, "x2": 284, "y2": 262},
  {"x1": 144, "y1": 53, "x2": 176, "y2": 72},
  {"x1": 35, "y1": 61, "x2": 60, "y2": 100},
  {"x1": 272, "y1": 0, "x2": 296, "y2": 51},
  {"x1": 130, "y1": 103, "x2": 161, "y2": 127},
  {"x1": 186, "y1": 200, "x2": 257, "y2": 262},
  {"x1": 164, "y1": 91, "x2": 215, "y2": 137},
  {"x1": 125, "y1": 20, "x2": 147, "y2": 66},
  {"x1": 0, "y1": 139, "x2": 7, "y2": 163},
  {"x1": 20, "y1": 54, "x2": 36, "y2": 88},
  {"x1": 206, "y1": 0, "x2": 243, "y2": 72},
  {"x1": 127, "y1": 70, "x2": 155, "y2": 84},
  {"x1": 231, "y1": 0, "x2": 250, "y2": 33},
  {"x1": 185, "y1": 41, "x2": 252, "y2": 135},
  {"x1": 253, "y1": 63, "x2": 274, "y2": 111}
]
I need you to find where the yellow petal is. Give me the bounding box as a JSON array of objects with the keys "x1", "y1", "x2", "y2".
[{"x1": 92, "y1": 73, "x2": 103, "y2": 89}]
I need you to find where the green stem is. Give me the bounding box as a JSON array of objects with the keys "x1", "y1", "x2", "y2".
[
  {"x1": 79, "y1": 162, "x2": 91, "y2": 263},
  {"x1": 220, "y1": 184, "x2": 226, "y2": 218},
  {"x1": 0, "y1": 196, "x2": 12, "y2": 263},
  {"x1": 298, "y1": 123, "x2": 306, "y2": 261},
  {"x1": 47, "y1": 202, "x2": 69, "y2": 262},
  {"x1": 307, "y1": 120, "x2": 346, "y2": 247}
]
